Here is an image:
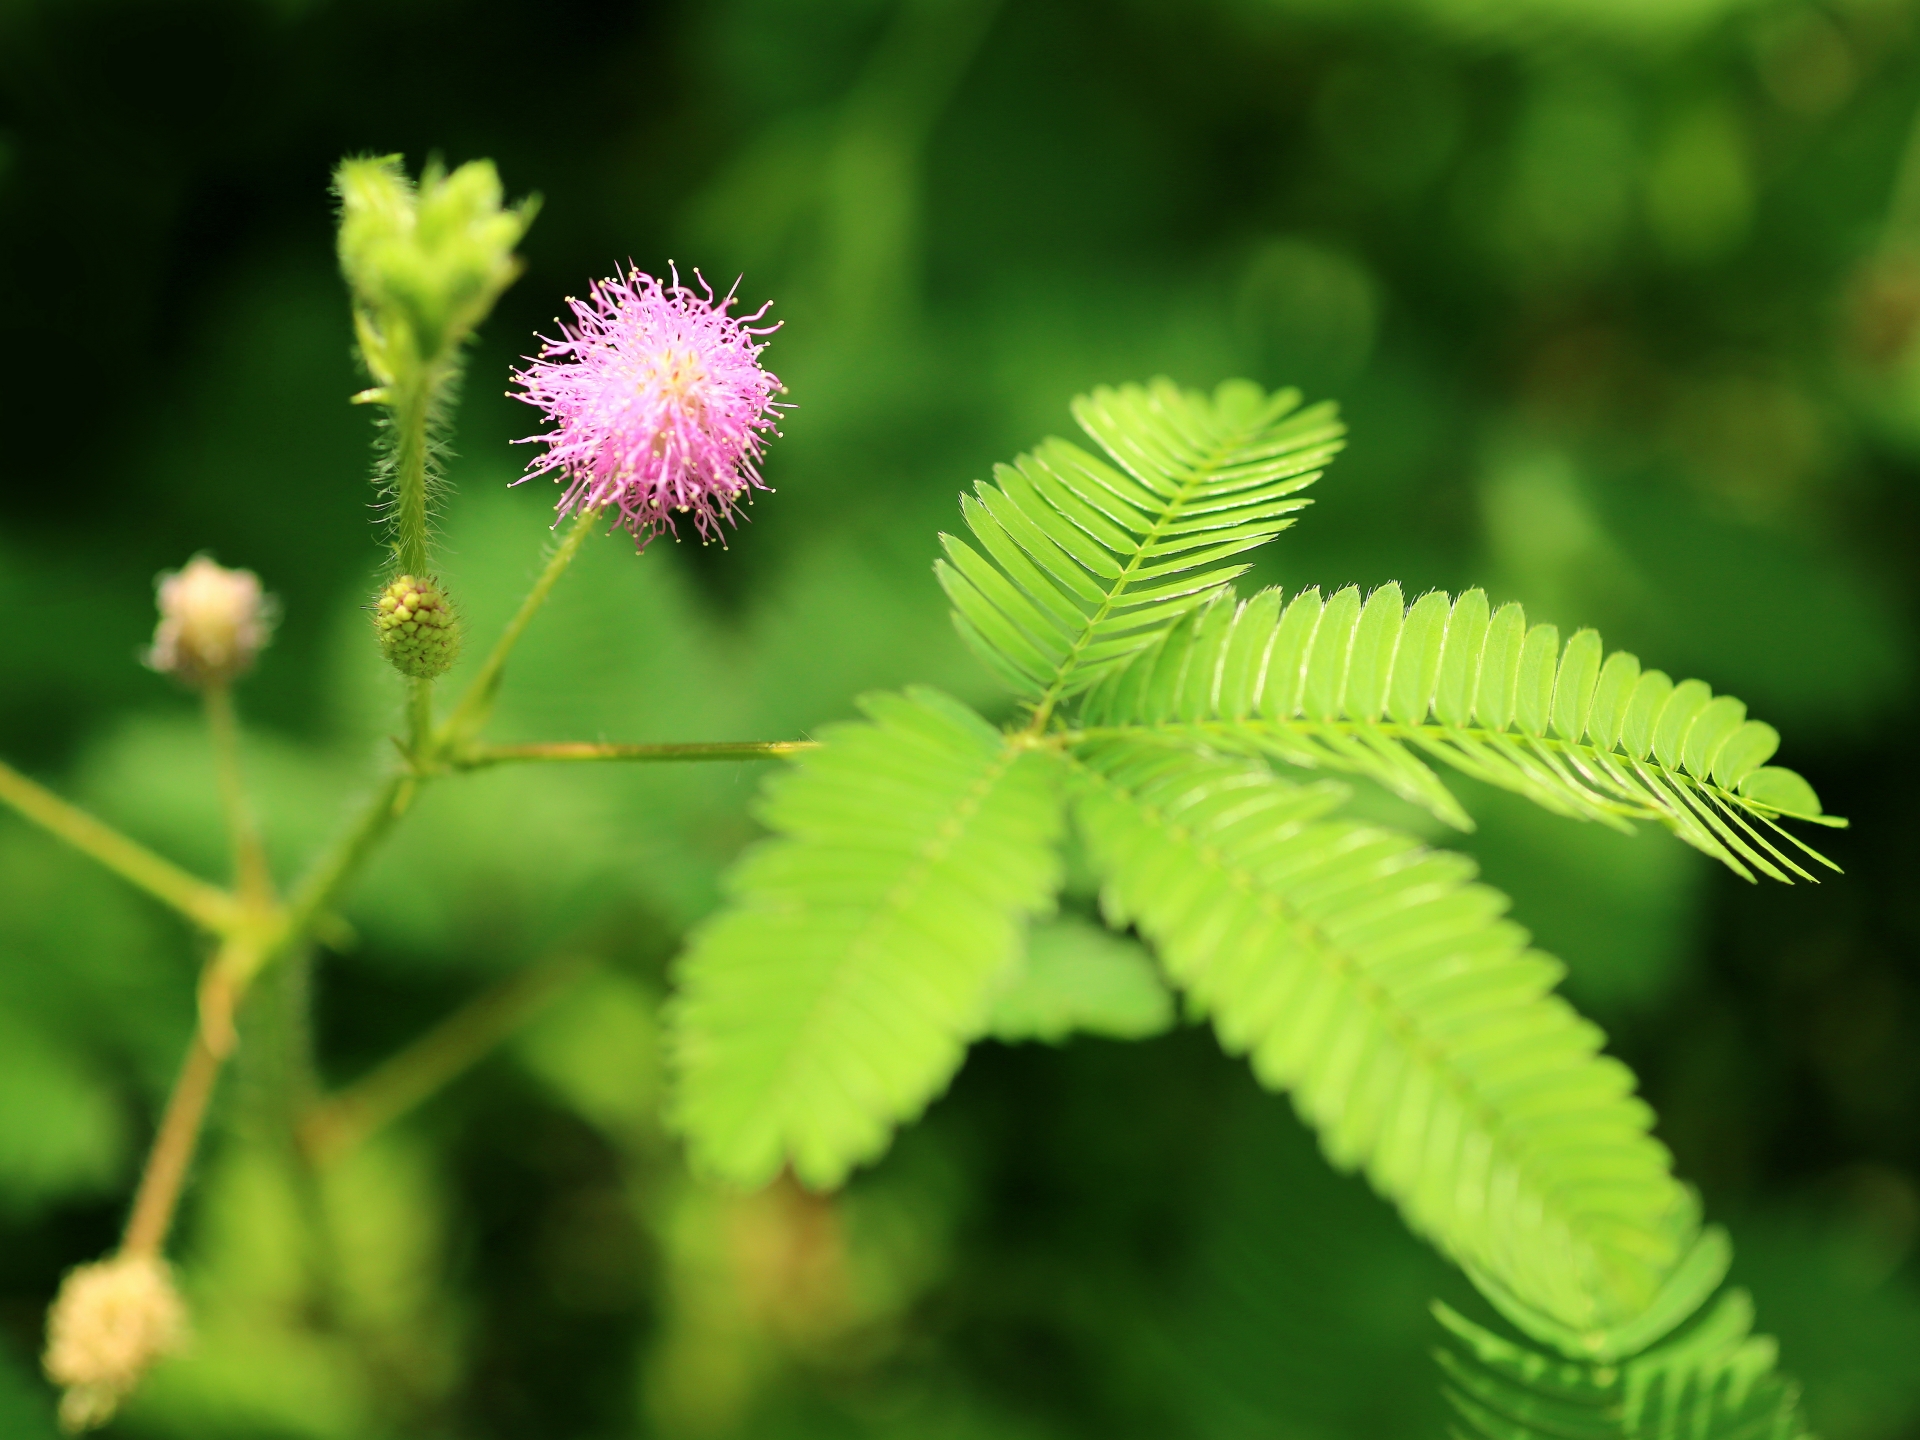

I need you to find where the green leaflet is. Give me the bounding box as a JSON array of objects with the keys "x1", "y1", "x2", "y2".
[
  {"x1": 668, "y1": 687, "x2": 1065, "y2": 1188},
  {"x1": 1075, "y1": 587, "x2": 1844, "y2": 883},
  {"x1": 1435, "y1": 1282, "x2": 1813, "y2": 1440},
  {"x1": 986, "y1": 913, "x2": 1176, "y2": 1044},
  {"x1": 936, "y1": 377, "x2": 1345, "y2": 711},
  {"x1": 1067, "y1": 738, "x2": 1695, "y2": 1334}
]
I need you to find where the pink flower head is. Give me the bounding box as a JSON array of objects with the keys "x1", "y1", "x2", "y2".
[{"x1": 511, "y1": 266, "x2": 785, "y2": 547}]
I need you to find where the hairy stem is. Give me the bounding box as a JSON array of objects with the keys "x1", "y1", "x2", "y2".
[
  {"x1": 391, "y1": 376, "x2": 434, "y2": 581},
  {"x1": 272, "y1": 775, "x2": 410, "y2": 963},
  {"x1": 267, "y1": 949, "x2": 350, "y2": 1329},
  {"x1": 204, "y1": 682, "x2": 275, "y2": 907},
  {"x1": 454, "y1": 739, "x2": 817, "y2": 769},
  {"x1": 437, "y1": 506, "x2": 600, "y2": 750},
  {"x1": 389, "y1": 368, "x2": 443, "y2": 763},
  {"x1": 0, "y1": 757, "x2": 236, "y2": 934},
  {"x1": 300, "y1": 952, "x2": 592, "y2": 1164}
]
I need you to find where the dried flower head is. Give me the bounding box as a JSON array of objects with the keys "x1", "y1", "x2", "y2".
[
  {"x1": 43, "y1": 1253, "x2": 187, "y2": 1433},
  {"x1": 146, "y1": 555, "x2": 275, "y2": 686},
  {"x1": 511, "y1": 266, "x2": 785, "y2": 547}
]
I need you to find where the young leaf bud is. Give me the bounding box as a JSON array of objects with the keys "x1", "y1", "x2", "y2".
[
  {"x1": 43, "y1": 1254, "x2": 187, "y2": 1433},
  {"x1": 334, "y1": 155, "x2": 537, "y2": 385},
  {"x1": 374, "y1": 574, "x2": 461, "y2": 679},
  {"x1": 146, "y1": 555, "x2": 275, "y2": 687}
]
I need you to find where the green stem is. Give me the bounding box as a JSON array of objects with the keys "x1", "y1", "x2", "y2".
[
  {"x1": 408, "y1": 679, "x2": 435, "y2": 764},
  {"x1": 392, "y1": 376, "x2": 434, "y2": 581},
  {"x1": 269, "y1": 947, "x2": 324, "y2": 1125},
  {"x1": 300, "y1": 952, "x2": 591, "y2": 1164},
  {"x1": 204, "y1": 683, "x2": 275, "y2": 907},
  {"x1": 262, "y1": 510, "x2": 601, "y2": 969},
  {"x1": 454, "y1": 739, "x2": 816, "y2": 769},
  {"x1": 436, "y1": 507, "x2": 599, "y2": 750},
  {"x1": 270, "y1": 775, "x2": 410, "y2": 965},
  {"x1": 0, "y1": 756, "x2": 236, "y2": 933}
]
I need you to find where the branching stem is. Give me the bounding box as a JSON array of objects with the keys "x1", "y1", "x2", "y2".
[{"x1": 5, "y1": 491, "x2": 808, "y2": 1275}]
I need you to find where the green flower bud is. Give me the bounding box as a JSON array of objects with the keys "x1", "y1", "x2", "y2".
[
  {"x1": 334, "y1": 155, "x2": 538, "y2": 391},
  {"x1": 374, "y1": 574, "x2": 461, "y2": 679}
]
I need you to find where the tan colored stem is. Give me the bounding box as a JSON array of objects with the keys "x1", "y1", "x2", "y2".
[
  {"x1": 121, "y1": 960, "x2": 243, "y2": 1258},
  {"x1": 203, "y1": 683, "x2": 275, "y2": 907}
]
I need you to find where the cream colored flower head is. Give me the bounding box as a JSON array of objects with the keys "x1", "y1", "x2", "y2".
[
  {"x1": 147, "y1": 554, "x2": 275, "y2": 686},
  {"x1": 43, "y1": 1253, "x2": 187, "y2": 1432}
]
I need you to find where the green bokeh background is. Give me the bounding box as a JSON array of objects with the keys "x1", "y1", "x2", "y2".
[{"x1": 1, "y1": 0, "x2": 1917, "y2": 1435}]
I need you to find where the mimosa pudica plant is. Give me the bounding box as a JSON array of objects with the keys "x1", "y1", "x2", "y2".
[{"x1": 0, "y1": 153, "x2": 1842, "y2": 1437}]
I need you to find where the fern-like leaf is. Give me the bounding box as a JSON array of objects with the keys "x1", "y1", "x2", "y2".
[
  {"x1": 669, "y1": 688, "x2": 1065, "y2": 1188},
  {"x1": 1069, "y1": 737, "x2": 1695, "y2": 1332},
  {"x1": 1435, "y1": 1282, "x2": 1813, "y2": 1440},
  {"x1": 936, "y1": 378, "x2": 1344, "y2": 714},
  {"x1": 1075, "y1": 585, "x2": 1843, "y2": 883}
]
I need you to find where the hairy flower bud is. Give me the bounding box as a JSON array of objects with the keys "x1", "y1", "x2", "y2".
[
  {"x1": 511, "y1": 265, "x2": 785, "y2": 548},
  {"x1": 146, "y1": 555, "x2": 274, "y2": 687},
  {"x1": 374, "y1": 574, "x2": 460, "y2": 679},
  {"x1": 43, "y1": 1254, "x2": 186, "y2": 1433}
]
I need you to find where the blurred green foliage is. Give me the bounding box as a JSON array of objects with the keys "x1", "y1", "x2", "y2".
[{"x1": 0, "y1": 0, "x2": 1916, "y2": 1435}]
